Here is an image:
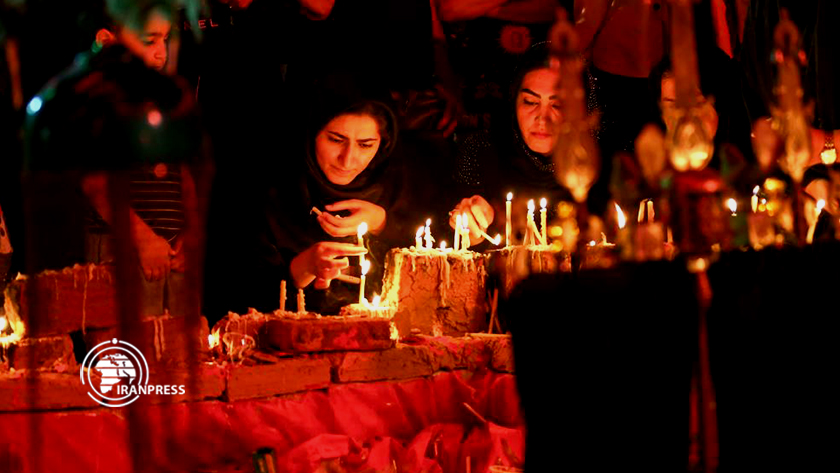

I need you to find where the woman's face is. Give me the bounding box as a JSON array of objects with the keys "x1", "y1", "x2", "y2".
[
  {"x1": 118, "y1": 9, "x2": 171, "y2": 71},
  {"x1": 516, "y1": 68, "x2": 562, "y2": 155},
  {"x1": 660, "y1": 76, "x2": 718, "y2": 139},
  {"x1": 315, "y1": 113, "x2": 381, "y2": 185}
]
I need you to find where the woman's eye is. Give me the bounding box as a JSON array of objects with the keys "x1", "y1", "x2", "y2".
[
  {"x1": 523, "y1": 100, "x2": 537, "y2": 106},
  {"x1": 328, "y1": 136, "x2": 343, "y2": 144},
  {"x1": 358, "y1": 143, "x2": 374, "y2": 149}
]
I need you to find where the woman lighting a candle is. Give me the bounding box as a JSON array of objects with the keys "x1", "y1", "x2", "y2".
[
  {"x1": 247, "y1": 73, "x2": 409, "y2": 314},
  {"x1": 450, "y1": 43, "x2": 573, "y2": 245}
]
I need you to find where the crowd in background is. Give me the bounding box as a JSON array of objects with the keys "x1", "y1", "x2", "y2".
[{"x1": 1, "y1": 0, "x2": 838, "y2": 321}]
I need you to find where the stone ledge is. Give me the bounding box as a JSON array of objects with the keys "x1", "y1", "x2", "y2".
[
  {"x1": 336, "y1": 344, "x2": 435, "y2": 383},
  {"x1": 7, "y1": 335, "x2": 76, "y2": 371},
  {"x1": 266, "y1": 314, "x2": 395, "y2": 353},
  {"x1": 0, "y1": 372, "x2": 99, "y2": 411},
  {"x1": 468, "y1": 333, "x2": 515, "y2": 373},
  {"x1": 84, "y1": 315, "x2": 210, "y2": 367},
  {"x1": 148, "y1": 362, "x2": 226, "y2": 404},
  {"x1": 404, "y1": 335, "x2": 490, "y2": 372},
  {"x1": 4, "y1": 264, "x2": 117, "y2": 338},
  {"x1": 225, "y1": 356, "x2": 331, "y2": 402}
]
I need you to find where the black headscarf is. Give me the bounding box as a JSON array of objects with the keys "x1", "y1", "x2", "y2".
[
  {"x1": 455, "y1": 42, "x2": 572, "y2": 205},
  {"x1": 248, "y1": 72, "x2": 404, "y2": 315}
]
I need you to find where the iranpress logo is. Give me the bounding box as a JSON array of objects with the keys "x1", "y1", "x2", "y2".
[{"x1": 80, "y1": 338, "x2": 185, "y2": 407}]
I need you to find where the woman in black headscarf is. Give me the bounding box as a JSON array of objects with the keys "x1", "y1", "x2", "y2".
[
  {"x1": 451, "y1": 42, "x2": 572, "y2": 243},
  {"x1": 244, "y1": 73, "x2": 409, "y2": 315}
]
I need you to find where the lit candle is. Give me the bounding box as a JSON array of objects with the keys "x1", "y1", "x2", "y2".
[
  {"x1": 415, "y1": 226, "x2": 423, "y2": 249},
  {"x1": 615, "y1": 202, "x2": 631, "y2": 259},
  {"x1": 540, "y1": 198, "x2": 548, "y2": 245},
  {"x1": 726, "y1": 198, "x2": 737, "y2": 216},
  {"x1": 279, "y1": 280, "x2": 287, "y2": 311},
  {"x1": 359, "y1": 259, "x2": 371, "y2": 304},
  {"x1": 506, "y1": 192, "x2": 513, "y2": 247},
  {"x1": 806, "y1": 199, "x2": 825, "y2": 244},
  {"x1": 751, "y1": 185, "x2": 759, "y2": 213},
  {"x1": 454, "y1": 214, "x2": 461, "y2": 251},
  {"x1": 297, "y1": 289, "x2": 305, "y2": 313},
  {"x1": 526, "y1": 200, "x2": 540, "y2": 246},
  {"x1": 647, "y1": 200, "x2": 655, "y2": 223},
  {"x1": 440, "y1": 240, "x2": 448, "y2": 251},
  {"x1": 615, "y1": 202, "x2": 627, "y2": 230},
  {"x1": 637, "y1": 201, "x2": 646, "y2": 224},
  {"x1": 424, "y1": 219, "x2": 433, "y2": 249},
  {"x1": 493, "y1": 233, "x2": 502, "y2": 246},
  {"x1": 461, "y1": 212, "x2": 470, "y2": 250},
  {"x1": 357, "y1": 222, "x2": 367, "y2": 247}
]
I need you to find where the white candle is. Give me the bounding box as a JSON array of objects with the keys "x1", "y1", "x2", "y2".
[
  {"x1": 454, "y1": 214, "x2": 461, "y2": 251},
  {"x1": 751, "y1": 185, "x2": 759, "y2": 213},
  {"x1": 359, "y1": 259, "x2": 371, "y2": 304},
  {"x1": 615, "y1": 202, "x2": 626, "y2": 230},
  {"x1": 424, "y1": 218, "x2": 433, "y2": 249},
  {"x1": 415, "y1": 226, "x2": 423, "y2": 249},
  {"x1": 506, "y1": 192, "x2": 513, "y2": 247},
  {"x1": 807, "y1": 199, "x2": 825, "y2": 244},
  {"x1": 527, "y1": 200, "x2": 536, "y2": 246},
  {"x1": 279, "y1": 280, "x2": 287, "y2": 311},
  {"x1": 297, "y1": 289, "x2": 305, "y2": 313},
  {"x1": 357, "y1": 222, "x2": 367, "y2": 247},
  {"x1": 647, "y1": 200, "x2": 655, "y2": 222},
  {"x1": 461, "y1": 212, "x2": 470, "y2": 250},
  {"x1": 540, "y1": 198, "x2": 547, "y2": 245}
]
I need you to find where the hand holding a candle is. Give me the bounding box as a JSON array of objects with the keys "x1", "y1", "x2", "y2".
[
  {"x1": 449, "y1": 195, "x2": 495, "y2": 242},
  {"x1": 290, "y1": 242, "x2": 368, "y2": 290},
  {"x1": 317, "y1": 199, "x2": 386, "y2": 237}
]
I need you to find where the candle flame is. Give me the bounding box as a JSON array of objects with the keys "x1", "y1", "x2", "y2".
[
  {"x1": 371, "y1": 294, "x2": 381, "y2": 307},
  {"x1": 507, "y1": 192, "x2": 513, "y2": 201},
  {"x1": 817, "y1": 199, "x2": 825, "y2": 215},
  {"x1": 540, "y1": 198, "x2": 547, "y2": 209},
  {"x1": 614, "y1": 203, "x2": 626, "y2": 229},
  {"x1": 208, "y1": 329, "x2": 220, "y2": 349},
  {"x1": 461, "y1": 213, "x2": 469, "y2": 230},
  {"x1": 727, "y1": 198, "x2": 737, "y2": 214},
  {"x1": 493, "y1": 234, "x2": 502, "y2": 245},
  {"x1": 357, "y1": 222, "x2": 368, "y2": 238},
  {"x1": 527, "y1": 199, "x2": 535, "y2": 211},
  {"x1": 361, "y1": 259, "x2": 371, "y2": 276},
  {"x1": 440, "y1": 240, "x2": 447, "y2": 250},
  {"x1": 425, "y1": 218, "x2": 431, "y2": 226},
  {"x1": 753, "y1": 185, "x2": 760, "y2": 195},
  {"x1": 416, "y1": 226, "x2": 423, "y2": 237}
]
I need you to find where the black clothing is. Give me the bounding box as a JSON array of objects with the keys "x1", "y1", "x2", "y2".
[{"x1": 242, "y1": 76, "x2": 412, "y2": 315}]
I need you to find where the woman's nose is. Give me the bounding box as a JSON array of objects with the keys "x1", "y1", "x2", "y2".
[{"x1": 337, "y1": 145, "x2": 353, "y2": 167}]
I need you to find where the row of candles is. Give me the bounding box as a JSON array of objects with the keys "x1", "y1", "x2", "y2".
[{"x1": 411, "y1": 193, "x2": 551, "y2": 251}]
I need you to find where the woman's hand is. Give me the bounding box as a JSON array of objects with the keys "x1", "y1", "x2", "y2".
[
  {"x1": 449, "y1": 195, "x2": 495, "y2": 242},
  {"x1": 319, "y1": 200, "x2": 387, "y2": 236},
  {"x1": 290, "y1": 242, "x2": 367, "y2": 290}
]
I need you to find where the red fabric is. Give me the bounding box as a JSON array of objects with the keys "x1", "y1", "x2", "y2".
[{"x1": 0, "y1": 371, "x2": 524, "y2": 473}]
